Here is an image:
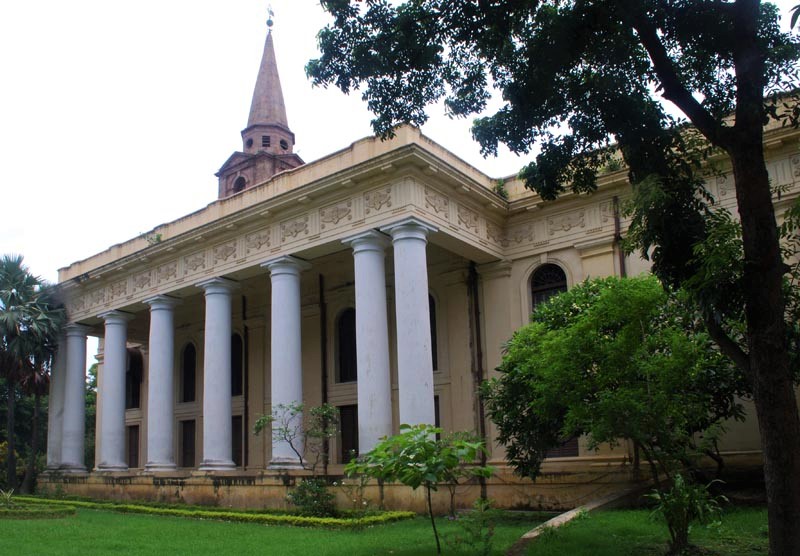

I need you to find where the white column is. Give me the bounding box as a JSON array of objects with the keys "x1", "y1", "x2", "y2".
[
  {"x1": 343, "y1": 231, "x2": 392, "y2": 452},
  {"x1": 46, "y1": 333, "x2": 67, "y2": 470},
  {"x1": 144, "y1": 296, "x2": 180, "y2": 472},
  {"x1": 262, "y1": 256, "x2": 310, "y2": 468},
  {"x1": 97, "y1": 311, "x2": 133, "y2": 471},
  {"x1": 381, "y1": 217, "x2": 438, "y2": 427},
  {"x1": 197, "y1": 278, "x2": 238, "y2": 471},
  {"x1": 61, "y1": 324, "x2": 89, "y2": 472}
]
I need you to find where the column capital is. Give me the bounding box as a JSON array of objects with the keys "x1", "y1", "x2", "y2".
[
  {"x1": 97, "y1": 310, "x2": 135, "y2": 324},
  {"x1": 380, "y1": 216, "x2": 438, "y2": 242},
  {"x1": 64, "y1": 323, "x2": 91, "y2": 338},
  {"x1": 143, "y1": 295, "x2": 182, "y2": 310},
  {"x1": 342, "y1": 230, "x2": 391, "y2": 254},
  {"x1": 261, "y1": 255, "x2": 311, "y2": 276},
  {"x1": 196, "y1": 277, "x2": 239, "y2": 295}
]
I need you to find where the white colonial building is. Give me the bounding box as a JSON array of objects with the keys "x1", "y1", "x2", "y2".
[{"x1": 42, "y1": 17, "x2": 800, "y2": 511}]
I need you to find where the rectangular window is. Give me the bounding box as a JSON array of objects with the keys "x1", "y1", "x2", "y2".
[
  {"x1": 545, "y1": 437, "x2": 580, "y2": 458},
  {"x1": 262, "y1": 135, "x2": 271, "y2": 147},
  {"x1": 232, "y1": 415, "x2": 243, "y2": 468},
  {"x1": 339, "y1": 404, "x2": 358, "y2": 463},
  {"x1": 126, "y1": 425, "x2": 140, "y2": 469},
  {"x1": 180, "y1": 420, "x2": 196, "y2": 468}
]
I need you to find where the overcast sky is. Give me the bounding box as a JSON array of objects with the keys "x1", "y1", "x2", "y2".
[{"x1": 1, "y1": 0, "x2": 797, "y2": 286}]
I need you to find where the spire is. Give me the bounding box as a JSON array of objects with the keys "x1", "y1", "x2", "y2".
[
  {"x1": 247, "y1": 13, "x2": 288, "y2": 130},
  {"x1": 217, "y1": 8, "x2": 303, "y2": 199}
]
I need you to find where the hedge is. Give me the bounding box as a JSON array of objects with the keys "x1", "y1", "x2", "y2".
[
  {"x1": 0, "y1": 505, "x2": 77, "y2": 520},
  {"x1": 15, "y1": 497, "x2": 414, "y2": 529}
]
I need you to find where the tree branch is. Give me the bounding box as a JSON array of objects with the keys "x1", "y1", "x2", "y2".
[
  {"x1": 704, "y1": 316, "x2": 752, "y2": 378},
  {"x1": 624, "y1": 5, "x2": 732, "y2": 149}
]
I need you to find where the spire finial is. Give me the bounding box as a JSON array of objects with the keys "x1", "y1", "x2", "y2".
[{"x1": 267, "y1": 5, "x2": 274, "y2": 29}]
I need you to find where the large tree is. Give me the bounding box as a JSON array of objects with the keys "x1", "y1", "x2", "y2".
[
  {"x1": 308, "y1": 2, "x2": 800, "y2": 552},
  {"x1": 483, "y1": 276, "x2": 745, "y2": 553},
  {"x1": 0, "y1": 255, "x2": 64, "y2": 489}
]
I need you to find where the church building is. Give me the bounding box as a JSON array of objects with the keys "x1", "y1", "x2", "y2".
[{"x1": 42, "y1": 15, "x2": 800, "y2": 511}]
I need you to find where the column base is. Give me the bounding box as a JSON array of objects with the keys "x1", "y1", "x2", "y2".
[
  {"x1": 144, "y1": 462, "x2": 178, "y2": 473},
  {"x1": 58, "y1": 464, "x2": 88, "y2": 474},
  {"x1": 95, "y1": 463, "x2": 130, "y2": 472},
  {"x1": 268, "y1": 458, "x2": 306, "y2": 471},
  {"x1": 198, "y1": 459, "x2": 237, "y2": 472}
]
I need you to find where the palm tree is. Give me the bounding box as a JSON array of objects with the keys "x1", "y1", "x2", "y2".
[{"x1": 0, "y1": 255, "x2": 65, "y2": 489}]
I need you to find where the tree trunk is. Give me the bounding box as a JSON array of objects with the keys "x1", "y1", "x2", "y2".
[
  {"x1": 5, "y1": 379, "x2": 17, "y2": 490},
  {"x1": 20, "y1": 392, "x2": 40, "y2": 494},
  {"x1": 730, "y1": 142, "x2": 800, "y2": 555}
]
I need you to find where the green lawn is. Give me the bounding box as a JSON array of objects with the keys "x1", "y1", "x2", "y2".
[
  {"x1": 0, "y1": 508, "x2": 542, "y2": 556},
  {"x1": 527, "y1": 507, "x2": 768, "y2": 555}
]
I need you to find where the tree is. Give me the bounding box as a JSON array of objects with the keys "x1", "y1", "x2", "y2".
[
  {"x1": 346, "y1": 424, "x2": 492, "y2": 555},
  {"x1": 483, "y1": 276, "x2": 746, "y2": 553},
  {"x1": 0, "y1": 255, "x2": 64, "y2": 490},
  {"x1": 308, "y1": 3, "x2": 800, "y2": 551}
]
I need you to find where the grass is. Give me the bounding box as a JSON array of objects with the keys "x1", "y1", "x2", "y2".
[
  {"x1": 0, "y1": 507, "x2": 546, "y2": 555},
  {"x1": 527, "y1": 507, "x2": 768, "y2": 555}
]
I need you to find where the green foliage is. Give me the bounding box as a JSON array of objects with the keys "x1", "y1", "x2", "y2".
[
  {"x1": 492, "y1": 179, "x2": 509, "y2": 200},
  {"x1": 444, "y1": 498, "x2": 497, "y2": 556},
  {"x1": 647, "y1": 474, "x2": 727, "y2": 555},
  {"x1": 346, "y1": 424, "x2": 492, "y2": 554},
  {"x1": 0, "y1": 488, "x2": 14, "y2": 509},
  {"x1": 253, "y1": 402, "x2": 339, "y2": 474},
  {"x1": 287, "y1": 478, "x2": 336, "y2": 518},
  {"x1": 483, "y1": 276, "x2": 745, "y2": 481}
]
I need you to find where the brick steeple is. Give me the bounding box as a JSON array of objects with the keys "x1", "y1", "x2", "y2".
[{"x1": 216, "y1": 12, "x2": 303, "y2": 199}]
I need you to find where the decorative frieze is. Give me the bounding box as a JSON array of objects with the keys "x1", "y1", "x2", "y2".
[
  {"x1": 157, "y1": 262, "x2": 177, "y2": 283},
  {"x1": 213, "y1": 241, "x2": 237, "y2": 263},
  {"x1": 89, "y1": 288, "x2": 106, "y2": 306},
  {"x1": 365, "y1": 187, "x2": 392, "y2": 214},
  {"x1": 425, "y1": 188, "x2": 449, "y2": 216},
  {"x1": 509, "y1": 223, "x2": 534, "y2": 245},
  {"x1": 792, "y1": 155, "x2": 800, "y2": 178},
  {"x1": 133, "y1": 272, "x2": 151, "y2": 291},
  {"x1": 457, "y1": 205, "x2": 479, "y2": 232},
  {"x1": 548, "y1": 210, "x2": 585, "y2": 235},
  {"x1": 245, "y1": 230, "x2": 271, "y2": 253},
  {"x1": 281, "y1": 216, "x2": 309, "y2": 241},
  {"x1": 110, "y1": 280, "x2": 127, "y2": 298},
  {"x1": 486, "y1": 222, "x2": 509, "y2": 247},
  {"x1": 320, "y1": 201, "x2": 352, "y2": 229},
  {"x1": 184, "y1": 252, "x2": 206, "y2": 275}
]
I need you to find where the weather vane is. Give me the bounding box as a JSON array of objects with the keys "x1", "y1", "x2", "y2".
[{"x1": 267, "y1": 5, "x2": 275, "y2": 29}]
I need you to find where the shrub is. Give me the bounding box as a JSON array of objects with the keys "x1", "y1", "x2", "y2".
[{"x1": 287, "y1": 478, "x2": 336, "y2": 518}]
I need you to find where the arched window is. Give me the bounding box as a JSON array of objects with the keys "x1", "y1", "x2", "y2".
[
  {"x1": 180, "y1": 343, "x2": 196, "y2": 403},
  {"x1": 125, "y1": 348, "x2": 143, "y2": 410},
  {"x1": 337, "y1": 308, "x2": 357, "y2": 383},
  {"x1": 231, "y1": 333, "x2": 243, "y2": 397},
  {"x1": 429, "y1": 295, "x2": 438, "y2": 371},
  {"x1": 531, "y1": 264, "x2": 567, "y2": 307},
  {"x1": 232, "y1": 176, "x2": 246, "y2": 194}
]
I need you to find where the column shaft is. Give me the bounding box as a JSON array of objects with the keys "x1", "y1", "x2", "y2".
[
  {"x1": 263, "y1": 256, "x2": 309, "y2": 467},
  {"x1": 61, "y1": 325, "x2": 89, "y2": 472},
  {"x1": 97, "y1": 311, "x2": 133, "y2": 471},
  {"x1": 144, "y1": 296, "x2": 179, "y2": 471},
  {"x1": 381, "y1": 218, "x2": 438, "y2": 427},
  {"x1": 198, "y1": 278, "x2": 237, "y2": 471},
  {"x1": 344, "y1": 231, "x2": 392, "y2": 452},
  {"x1": 45, "y1": 334, "x2": 66, "y2": 469}
]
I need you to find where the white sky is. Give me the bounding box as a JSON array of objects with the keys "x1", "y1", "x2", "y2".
[{"x1": 1, "y1": 0, "x2": 797, "y2": 286}]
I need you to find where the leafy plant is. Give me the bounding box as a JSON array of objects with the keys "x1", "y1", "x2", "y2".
[
  {"x1": 287, "y1": 478, "x2": 336, "y2": 518},
  {"x1": 253, "y1": 402, "x2": 340, "y2": 475},
  {"x1": 444, "y1": 498, "x2": 497, "y2": 556},
  {"x1": 346, "y1": 424, "x2": 492, "y2": 554},
  {"x1": 492, "y1": 179, "x2": 509, "y2": 200},
  {"x1": 0, "y1": 488, "x2": 15, "y2": 509},
  {"x1": 647, "y1": 474, "x2": 727, "y2": 555}
]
